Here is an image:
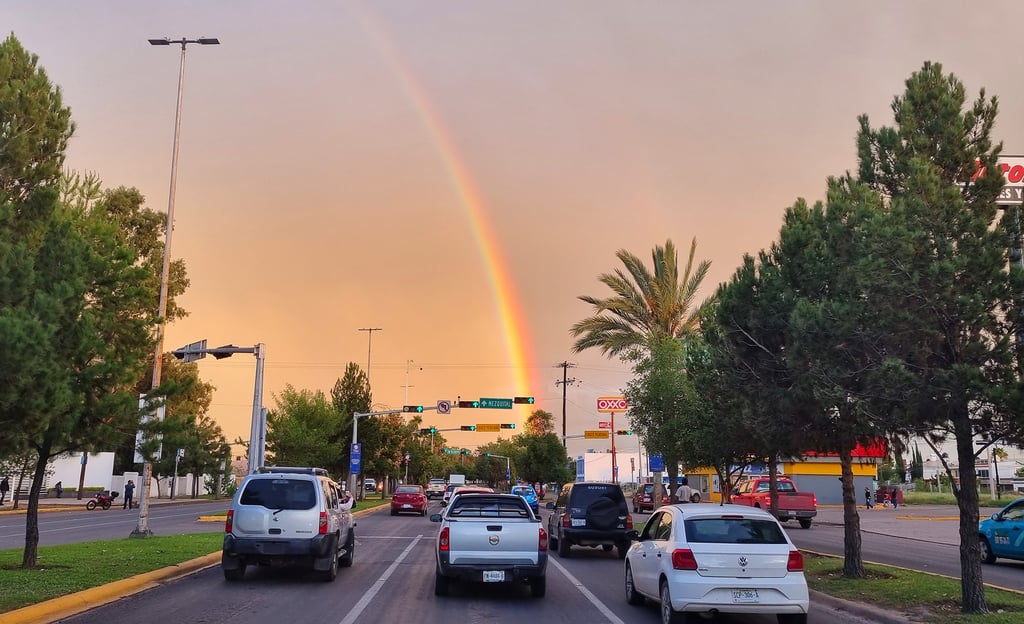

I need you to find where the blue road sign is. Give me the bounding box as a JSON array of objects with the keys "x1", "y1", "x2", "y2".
[
  {"x1": 648, "y1": 454, "x2": 664, "y2": 472},
  {"x1": 350, "y1": 443, "x2": 362, "y2": 474}
]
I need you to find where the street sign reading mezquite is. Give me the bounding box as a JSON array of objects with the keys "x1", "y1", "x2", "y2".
[{"x1": 597, "y1": 396, "x2": 628, "y2": 413}]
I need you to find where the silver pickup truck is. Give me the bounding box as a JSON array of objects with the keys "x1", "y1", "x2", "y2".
[{"x1": 430, "y1": 492, "x2": 548, "y2": 597}]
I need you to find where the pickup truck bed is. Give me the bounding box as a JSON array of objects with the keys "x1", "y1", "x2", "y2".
[{"x1": 431, "y1": 492, "x2": 548, "y2": 597}]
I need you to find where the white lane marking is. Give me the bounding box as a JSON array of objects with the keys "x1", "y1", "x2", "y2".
[
  {"x1": 338, "y1": 535, "x2": 423, "y2": 624},
  {"x1": 548, "y1": 557, "x2": 627, "y2": 624}
]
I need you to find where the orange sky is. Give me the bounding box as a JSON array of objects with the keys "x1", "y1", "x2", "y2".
[{"x1": 5, "y1": 1, "x2": 1024, "y2": 461}]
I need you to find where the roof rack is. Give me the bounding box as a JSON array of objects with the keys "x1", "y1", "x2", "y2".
[{"x1": 257, "y1": 466, "x2": 330, "y2": 476}]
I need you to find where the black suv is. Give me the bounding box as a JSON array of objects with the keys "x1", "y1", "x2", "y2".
[{"x1": 545, "y1": 482, "x2": 633, "y2": 559}]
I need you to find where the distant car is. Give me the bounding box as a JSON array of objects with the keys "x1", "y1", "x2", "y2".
[
  {"x1": 391, "y1": 485, "x2": 428, "y2": 516},
  {"x1": 979, "y1": 497, "x2": 1024, "y2": 564},
  {"x1": 364, "y1": 478, "x2": 378, "y2": 493},
  {"x1": 426, "y1": 478, "x2": 446, "y2": 500},
  {"x1": 511, "y1": 485, "x2": 540, "y2": 514},
  {"x1": 631, "y1": 483, "x2": 670, "y2": 513},
  {"x1": 441, "y1": 484, "x2": 460, "y2": 506},
  {"x1": 623, "y1": 503, "x2": 809, "y2": 624}
]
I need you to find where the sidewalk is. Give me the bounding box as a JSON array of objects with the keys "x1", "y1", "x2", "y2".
[{"x1": 0, "y1": 495, "x2": 222, "y2": 515}]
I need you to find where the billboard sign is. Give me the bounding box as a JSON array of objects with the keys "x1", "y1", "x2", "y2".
[
  {"x1": 971, "y1": 155, "x2": 1024, "y2": 205},
  {"x1": 597, "y1": 396, "x2": 628, "y2": 413}
]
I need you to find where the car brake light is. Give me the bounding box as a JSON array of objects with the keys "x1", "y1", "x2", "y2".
[
  {"x1": 625, "y1": 513, "x2": 633, "y2": 529},
  {"x1": 539, "y1": 526, "x2": 548, "y2": 551},
  {"x1": 671, "y1": 549, "x2": 698, "y2": 570},
  {"x1": 562, "y1": 515, "x2": 570, "y2": 528},
  {"x1": 319, "y1": 511, "x2": 328, "y2": 535},
  {"x1": 439, "y1": 527, "x2": 450, "y2": 552},
  {"x1": 225, "y1": 509, "x2": 234, "y2": 533},
  {"x1": 787, "y1": 550, "x2": 804, "y2": 571}
]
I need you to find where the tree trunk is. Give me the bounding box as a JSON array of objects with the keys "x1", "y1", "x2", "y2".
[
  {"x1": 21, "y1": 442, "x2": 53, "y2": 568},
  {"x1": 955, "y1": 428, "x2": 987, "y2": 613},
  {"x1": 665, "y1": 455, "x2": 679, "y2": 504},
  {"x1": 839, "y1": 447, "x2": 865, "y2": 578}
]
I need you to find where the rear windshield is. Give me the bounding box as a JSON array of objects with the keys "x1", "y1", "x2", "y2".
[
  {"x1": 449, "y1": 495, "x2": 530, "y2": 518},
  {"x1": 240, "y1": 478, "x2": 317, "y2": 510},
  {"x1": 395, "y1": 486, "x2": 422, "y2": 494},
  {"x1": 684, "y1": 518, "x2": 787, "y2": 544},
  {"x1": 570, "y1": 484, "x2": 626, "y2": 508}
]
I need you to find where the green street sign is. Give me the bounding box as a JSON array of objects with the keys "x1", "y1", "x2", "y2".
[{"x1": 479, "y1": 397, "x2": 513, "y2": 409}]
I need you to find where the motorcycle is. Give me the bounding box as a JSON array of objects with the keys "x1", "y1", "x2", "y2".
[{"x1": 86, "y1": 491, "x2": 119, "y2": 510}]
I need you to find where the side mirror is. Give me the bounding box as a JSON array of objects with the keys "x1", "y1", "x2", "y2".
[
  {"x1": 546, "y1": 501, "x2": 555, "y2": 510},
  {"x1": 429, "y1": 513, "x2": 442, "y2": 522},
  {"x1": 992, "y1": 513, "x2": 1001, "y2": 521},
  {"x1": 626, "y1": 529, "x2": 640, "y2": 541}
]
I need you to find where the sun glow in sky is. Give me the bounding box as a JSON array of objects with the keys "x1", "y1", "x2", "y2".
[{"x1": 4, "y1": 1, "x2": 1024, "y2": 460}]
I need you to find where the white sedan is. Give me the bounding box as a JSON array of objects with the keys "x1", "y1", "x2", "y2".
[{"x1": 623, "y1": 503, "x2": 809, "y2": 624}]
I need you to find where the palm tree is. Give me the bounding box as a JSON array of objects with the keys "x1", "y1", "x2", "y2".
[{"x1": 571, "y1": 238, "x2": 712, "y2": 358}]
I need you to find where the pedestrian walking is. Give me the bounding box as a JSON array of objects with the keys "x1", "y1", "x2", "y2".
[
  {"x1": 54, "y1": 481, "x2": 63, "y2": 498},
  {"x1": 864, "y1": 486, "x2": 874, "y2": 509},
  {"x1": 123, "y1": 479, "x2": 135, "y2": 510},
  {"x1": 675, "y1": 477, "x2": 693, "y2": 503},
  {"x1": 891, "y1": 488, "x2": 899, "y2": 509},
  {"x1": 0, "y1": 476, "x2": 9, "y2": 505}
]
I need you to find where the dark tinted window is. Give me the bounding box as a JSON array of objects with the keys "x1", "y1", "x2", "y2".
[
  {"x1": 449, "y1": 495, "x2": 529, "y2": 518},
  {"x1": 684, "y1": 518, "x2": 787, "y2": 544},
  {"x1": 396, "y1": 486, "x2": 423, "y2": 494},
  {"x1": 240, "y1": 478, "x2": 317, "y2": 510},
  {"x1": 569, "y1": 484, "x2": 626, "y2": 509}
]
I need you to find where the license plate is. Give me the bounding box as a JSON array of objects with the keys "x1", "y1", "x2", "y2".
[
  {"x1": 732, "y1": 589, "x2": 759, "y2": 603},
  {"x1": 785, "y1": 510, "x2": 795, "y2": 516},
  {"x1": 571, "y1": 518, "x2": 586, "y2": 527},
  {"x1": 403, "y1": 504, "x2": 412, "y2": 508},
  {"x1": 483, "y1": 570, "x2": 505, "y2": 582}
]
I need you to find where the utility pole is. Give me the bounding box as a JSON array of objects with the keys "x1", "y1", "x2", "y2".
[
  {"x1": 554, "y1": 361, "x2": 577, "y2": 449},
  {"x1": 358, "y1": 327, "x2": 382, "y2": 382}
]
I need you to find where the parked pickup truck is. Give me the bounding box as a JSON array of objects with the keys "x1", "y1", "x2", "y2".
[
  {"x1": 430, "y1": 492, "x2": 547, "y2": 597},
  {"x1": 730, "y1": 476, "x2": 817, "y2": 529}
]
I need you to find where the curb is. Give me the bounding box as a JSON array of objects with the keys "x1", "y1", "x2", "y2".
[{"x1": 809, "y1": 589, "x2": 922, "y2": 623}]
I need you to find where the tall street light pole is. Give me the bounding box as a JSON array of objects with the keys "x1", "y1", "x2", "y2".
[{"x1": 133, "y1": 36, "x2": 219, "y2": 538}]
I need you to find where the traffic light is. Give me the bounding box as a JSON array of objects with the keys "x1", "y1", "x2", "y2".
[
  {"x1": 463, "y1": 449, "x2": 472, "y2": 455},
  {"x1": 460, "y1": 425, "x2": 477, "y2": 431},
  {"x1": 513, "y1": 396, "x2": 535, "y2": 404},
  {"x1": 485, "y1": 452, "x2": 492, "y2": 457},
  {"x1": 417, "y1": 428, "x2": 432, "y2": 435},
  {"x1": 457, "y1": 400, "x2": 479, "y2": 408},
  {"x1": 500, "y1": 423, "x2": 515, "y2": 429},
  {"x1": 403, "y1": 405, "x2": 424, "y2": 413},
  {"x1": 616, "y1": 429, "x2": 633, "y2": 435}
]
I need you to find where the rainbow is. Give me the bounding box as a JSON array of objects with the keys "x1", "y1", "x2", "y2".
[{"x1": 352, "y1": 6, "x2": 537, "y2": 400}]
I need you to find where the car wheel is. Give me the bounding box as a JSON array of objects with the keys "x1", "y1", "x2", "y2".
[
  {"x1": 624, "y1": 563, "x2": 644, "y2": 605},
  {"x1": 557, "y1": 534, "x2": 571, "y2": 558},
  {"x1": 777, "y1": 614, "x2": 808, "y2": 624},
  {"x1": 616, "y1": 542, "x2": 629, "y2": 559},
  {"x1": 660, "y1": 580, "x2": 685, "y2": 624},
  {"x1": 529, "y1": 575, "x2": 546, "y2": 597},
  {"x1": 980, "y1": 536, "x2": 996, "y2": 564},
  {"x1": 318, "y1": 547, "x2": 339, "y2": 582},
  {"x1": 421, "y1": 509, "x2": 427, "y2": 516},
  {"x1": 602, "y1": 544, "x2": 613, "y2": 552},
  {"x1": 391, "y1": 509, "x2": 398, "y2": 516},
  {"x1": 690, "y1": 492, "x2": 701, "y2": 504},
  {"x1": 340, "y1": 529, "x2": 355, "y2": 568},
  {"x1": 798, "y1": 518, "x2": 812, "y2": 529},
  {"x1": 223, "y1": 563, "x2": 246, "y2": 581},
  {"x1": 434, "y1": 568, "x2": 449, "y2": 596}
]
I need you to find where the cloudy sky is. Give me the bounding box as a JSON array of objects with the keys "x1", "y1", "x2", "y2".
[{"x1": 5, "y1": 1, "x2": 1023, "y2": 461}]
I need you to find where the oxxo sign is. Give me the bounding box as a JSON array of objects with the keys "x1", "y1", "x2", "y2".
[{"x1": 597, "y1": 396, "x2": 628, "y2": 413}]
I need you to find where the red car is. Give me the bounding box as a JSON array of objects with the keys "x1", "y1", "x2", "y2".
[
  {"x1": 631, "y1": 483, "x2": 670, "y2": 513},
  {"x1": 391, "y1": 485, "x2": 428, "y2": 516}
]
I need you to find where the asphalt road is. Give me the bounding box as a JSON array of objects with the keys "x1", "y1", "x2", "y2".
[{"x1": 34, "y1": 501, "x2": 873, "y2": 624}]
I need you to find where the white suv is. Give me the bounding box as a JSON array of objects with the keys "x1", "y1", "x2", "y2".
[{"x1": 221, "y1": 467, "x2": 355, "y2": 582}]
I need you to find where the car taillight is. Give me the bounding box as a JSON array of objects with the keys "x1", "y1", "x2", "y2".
[
  {"x1": 225, "y1": 509, "x2": 233, "y2": 533},
  {"x1": 539, "y1": 526, "x2": 548, "y2": 551},
  {"x1": 562, "y1": 515, "x2": 570, "y2": 528},
  {"x1": 319, "y1": 511, "x2": 328, "y2": 535},
  {"x1": 625, "y1": 514, "x2": 633, "y2": 529},
  {"x1": 787, "y1": 550, "x2": 804, "y2": 572},
  {"x1": 671, "y1": 549, "x2": 698, "y2": 570},
  {"x1": 439, "y1": 527, "x2": 450, "y2": 552}
]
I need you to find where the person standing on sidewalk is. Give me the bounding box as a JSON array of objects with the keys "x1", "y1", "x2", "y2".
[
  {"x1": 864, "y1": 486, "x2": 874, "y2": 509},
  {"x1": 0, "y1": 476, "x2": 9, "y2": 505},
  {"x1": 123, "y1": 480, "x2": 135, "y2": 510}
]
